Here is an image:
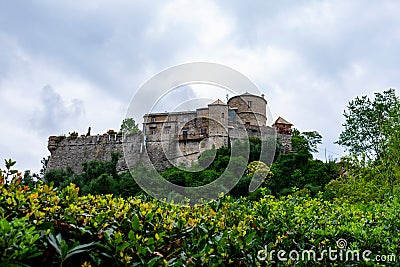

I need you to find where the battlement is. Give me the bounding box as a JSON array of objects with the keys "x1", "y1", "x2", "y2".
[
  {"x1": 46, "y1": 93, "x2": 293, "y2": 173},
  {"x1": 47, "y1": 133, "x2": 146, "y2": 173},
  {"x1": 48, "y1": 133, "x2": 125, "y2": 152}
]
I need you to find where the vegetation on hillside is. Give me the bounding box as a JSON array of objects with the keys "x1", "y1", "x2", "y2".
[
  {"x1": 42, "y1": 129, "x2": 338, "y2": 200},
  {"x1": 1, "y1": 88, "x2": 399, "y2": 266},
  {"x1": 326, "y1": 88, "x2": 400, "y2": 203},
  {"x1": 2, "y1": 168, "x2": 400, "y2": 266}
]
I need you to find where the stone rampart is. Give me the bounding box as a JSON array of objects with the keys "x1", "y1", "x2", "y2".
[{"x1": 47, "y1": 127, "x2": 291, "y2": 173}]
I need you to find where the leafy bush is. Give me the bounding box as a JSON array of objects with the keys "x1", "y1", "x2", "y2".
[
  {"x1": 245, "y1": 161, "x2": 273, "y2": 184},
  {"x1": 325, "y1": 154, "x2": 400, "y2": 203},
  {"x1": 0, "y1": 216, "x2": 41, "y2": 266},
  {"x1": 266, "y1": 129, "x2": 340, "y2": 196},
  {"x1": 2, "y1": 164, "x2": 400, "y2": 266}
]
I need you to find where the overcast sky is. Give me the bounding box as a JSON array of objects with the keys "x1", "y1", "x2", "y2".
[{"x1": 1, "y1": 1, "x2": 399, "y2": 173}]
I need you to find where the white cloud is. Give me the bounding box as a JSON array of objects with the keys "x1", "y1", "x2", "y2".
[
  {"x1": 30, "y1": 85, "x2": 84, "y2": 134},
  {"x1": 147, "y1": 0, "x2": 234, "y2": 47},
  {"x1": 1, "y1": 0, "x2": 400, "y2": 171}
]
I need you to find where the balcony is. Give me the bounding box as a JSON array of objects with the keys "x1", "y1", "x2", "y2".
[{"x1": 177, "y1": 133, "x2": 208, "y2": 141}]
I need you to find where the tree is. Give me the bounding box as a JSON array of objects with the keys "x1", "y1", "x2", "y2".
[
  {"x1": 291, "y1": 129, "x2": 322, "y2": 155},
  {"x1": 119, "y1": 118, "x2": 141, "y2": 135},
  {"x1": 119, "y1": 171, "x2": 141, "y2": 197},
  {"x1": 268, "y1": 130, "x2": 337, "y2": 196},
  {"x1": 40, "y1": 156, "x2": 49, "y2": 178},
  {"x1": 44, "y1": 168, "x2": 73, "y2": 188},
  {"x1": 84, "y1": 173, "x2": 118, "y2": 195},
  {"x1": 336, "y1": 89, "x2": 400, "y2": 160},
  {"x1": 22, "y1": 170, "x2": 39, "y2": 186},
  {"x1": 198, "y1": 145, "x2": 216, "y2": 168}
]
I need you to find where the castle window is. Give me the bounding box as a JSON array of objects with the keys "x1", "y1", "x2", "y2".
[
  {"x1": 151, "y1": 130, "x2": 155, "y2": 134},
  {"x1": 221, "y1": 112, "x2": 224, "y2": 118},
  {"x1": 228, "y1": 110, "x2": 236, "y2": 122},
  {"x1": 183, "y1": 117, "x2": 188, "y2": 123},
  {"x1": 151, "y1": 117, "x2": 156, "y2": 122},
  {"x1": 201, "y1": 128, "x2": 207, "y2": 135},
  {"x1": 163, "y1": 127, "x2": 171, "y2": 134},
  {"x1": 182, "y1": 128, "x2": 188, "y2": 140},
  {"x1": 248, "y1": 101, "x2": 252, "y2": 108}
]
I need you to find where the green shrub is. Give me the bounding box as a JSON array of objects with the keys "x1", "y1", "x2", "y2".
[
  {"x1": 0, "y1": 216, "x2": 41, "y2": 266},
  {"x1": 1, "y1": 177, "x2": 400, "y2": 266}
]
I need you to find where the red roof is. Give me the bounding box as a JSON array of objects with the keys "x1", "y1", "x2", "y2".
[{"x1": 274, "y1": 116, "x2": 293, "y2": 125}]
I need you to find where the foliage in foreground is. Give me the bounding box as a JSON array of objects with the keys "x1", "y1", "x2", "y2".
[
  {"x1": 2, "y1": 170, "x2": 400, "y2": 266},
  {"x1": 3, "y1": 88, "x2": 399, "y2": 266},
  {"x1": 328, "y1": 88, "x2": 400, "y2": 203}
]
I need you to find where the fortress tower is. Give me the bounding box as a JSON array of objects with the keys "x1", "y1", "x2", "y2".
[
  {"x1": 227, "y1": 92, "x2": 267, "y2": 127},
  {"x1": 47, "y1": 92, "x2": 292, "y2": 173}
]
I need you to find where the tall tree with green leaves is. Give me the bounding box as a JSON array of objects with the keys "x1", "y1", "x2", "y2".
[
  {"x1": 119, "y1": 118, "x2": 141, "y2": 135},
  {"x1": 336, "y1": 89, "x2": 400, "y2": 161},
  {"x1": 291, "y1": 129, "x2": 322, "y2": 155},
  {"x1": 269, "y1": 129, "x2": 337, "y2": 196}
]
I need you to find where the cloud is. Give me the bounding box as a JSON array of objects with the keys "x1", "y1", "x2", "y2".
[
  {"x1": 30, "y1": 85, "x2": 84, "y2": 135},
  {"x1": 1, "y1": 0, "x2": 400, "y2": 171},
  {"x1": 151, "y1": 85, "x2": 197, "y2": 113},
  {"x1": 0, "y1": 1, "x2": 163, "y2": 100}
]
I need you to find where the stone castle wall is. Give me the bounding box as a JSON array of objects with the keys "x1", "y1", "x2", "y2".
[
  {"x1": 47, "y1": 127, "x2": 291, "y2": 174},
  {"x1": 46, "y1": 93, "x2": 292, "y2": 173},
  {"x1": 47, "y1": 134, "x2": 139, "y2": 173},
  {"x1": 47, "y1": 133, "x2": 211, "y2": 173}
]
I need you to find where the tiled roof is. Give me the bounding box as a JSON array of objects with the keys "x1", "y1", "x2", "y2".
[
  {"x1": 210, "y1": 99, "x2": 226, "y2": 105},
  {"x1": 274, "y1": 116, "x2": 293, "y2": 125}
]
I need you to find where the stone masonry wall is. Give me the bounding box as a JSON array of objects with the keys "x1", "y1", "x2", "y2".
[
  {"x1": 47, "y1": 127, "x2": 291, "y2": 174},
  {"x1": 47, "y1": 134, "x2": 146, "y2": 173}
]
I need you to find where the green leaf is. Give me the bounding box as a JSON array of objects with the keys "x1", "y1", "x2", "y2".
[
  {"x1": 116, "y1": 242, "x2": 130, "y2": 252},
  {"x1": 5, "y1": 159, "x2": 16, "y2": 169},
  {"x1": 128, "y1": 230, "x2": 135, "y2": 242},
  {"x1": 243, "y1": 231, "x2": 257, "y2": 246},
  {"x1": 147, "y1": 256, "x2": 161, "y2": 267},
  {"x1": 131, "y1": 215, "x2": 140, "y2": 231},
  {"x1": 64, "y1": 242, "x2": 95, "y2": 260},
  {"x1": 147, "y1": 237, "x2": 154, "y2": 246},
  {"x1": 48, "y1": 233, "x2": 62, "y2": 256}
]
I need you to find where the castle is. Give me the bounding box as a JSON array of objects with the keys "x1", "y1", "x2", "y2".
[{"x1": 47, "y1": 92, "x2": 292, "y2": 173}]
